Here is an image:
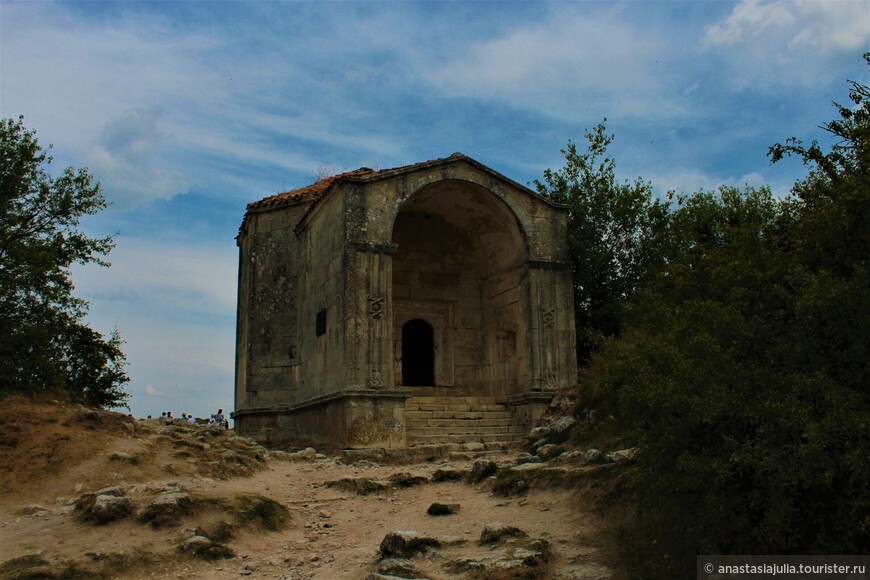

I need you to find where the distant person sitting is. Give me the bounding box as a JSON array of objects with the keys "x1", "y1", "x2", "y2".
[{"x1": 187, "y1": 414, "x2": 196, "y2": 424}]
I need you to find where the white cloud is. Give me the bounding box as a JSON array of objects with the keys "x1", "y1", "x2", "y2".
[
  {"x1": 143, "y1": 385, "x2": 164, "y2": 397},
  {"x1": 89, "y1": 109, "x2": 191, "y2": 207},
  {"x1": 424, "y1": 7, "x2": 686, "y2": 121},
  {"x1": 649, "y1": 169, "x2": 775, "y2": 197},
  {"x1": 703, "y1": 0, "x2": 870, "y2": 86},
  {"x1": 73, "y1": 237, "x2": 238, "y2": 316},
  {"x1": 0, "y1": 2, "x2": 411, "y2": 207}
]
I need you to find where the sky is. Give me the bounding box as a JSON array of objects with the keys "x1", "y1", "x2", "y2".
[{"x1": 1, "y1": 0, "x2": 868, "y2": 421}]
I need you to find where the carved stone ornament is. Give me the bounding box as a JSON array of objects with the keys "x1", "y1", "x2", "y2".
[
  {"x1": 368, "y1": 367, "x2": 384, "y2": 387},
  {"x1": 544, "y1": 371, "x2": 558, "y2": 389},
  {"x1": 369, "y1": 297, "x2": 385, "y2": 320},
  {"x1": 542, "y1": 308, "x2": 556, "y2": 327}
]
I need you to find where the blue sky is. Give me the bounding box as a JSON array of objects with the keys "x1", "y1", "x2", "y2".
[{"x1": 2, "y1": 0, "x2": 868, "y2": 420}]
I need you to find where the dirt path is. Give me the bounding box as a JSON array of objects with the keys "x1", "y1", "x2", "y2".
[{"x1": 0, "y1": 399, "x2": 620, "y2": 579}]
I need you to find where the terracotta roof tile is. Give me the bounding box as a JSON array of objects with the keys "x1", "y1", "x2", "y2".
[
  {"x1": 238, "y1": 152, "x2": 558, "y2": 240},
  {"x1": 247, "y1": 167, "x2": 376, "y2": 211}
]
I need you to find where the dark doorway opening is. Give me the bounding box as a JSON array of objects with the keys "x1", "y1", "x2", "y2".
[{"x1": 402, "y1": 318, "x2": 434, "y2": 386}]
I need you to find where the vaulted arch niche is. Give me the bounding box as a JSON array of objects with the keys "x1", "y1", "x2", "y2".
[{"x1": 391, "y1": 180, "x2": 530, "y2": 396}]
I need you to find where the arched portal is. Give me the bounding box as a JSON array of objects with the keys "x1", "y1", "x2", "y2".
[
  {"x1": 391, "y1": 179, "x2": 530, "y2": 397},
  {"x1": 401, "y1": 318, "x2": 434, "y2": 386}
]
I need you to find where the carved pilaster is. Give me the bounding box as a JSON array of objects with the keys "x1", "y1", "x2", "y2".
[
  {"x1": 529, "y1": 265, "x2": 561, "y2": 391},
  {"x1": 356, "y1": 245, "x2": 393, "y2": 390}
]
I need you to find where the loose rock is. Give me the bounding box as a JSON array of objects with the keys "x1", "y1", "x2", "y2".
[
  {"x1": 88, "y1": 495, "x2": 134, "y2": 524},
  {"x1": 388, "y1": 472, "x2": 428, "y2": 488},
  {"x1": 292, "y1": 447, "x2": 317, "y2": 461},
  {"x1": 480, "y1": 522, "x2": 528, "y2": 543},
  {"x1": 379, "y1": 530, "x2": 441, "y2": 557},
  {"x1": 377, "y1": 557, "x2": 420, "y2": 577},
  {"x1": 550, "y1": 415, "x2": 577, "y2": 434},
  {"x1": 178, "y1": 535, "x2": 234, "y2": 560},
  {"x1": 515, "y1": 452, "x2": 537, "y2": 465},
  {"x1": 431, "y1": 466, "x2": 467, "y2": 482},
  {"x1": 468, "y1": 459, "x2": 497, "y2": 482},
  {"x1": 583, "y1": 448, "x2": 603, "y2": 464},
  {"x1": 535, "y1": 444, "x2": 561, "y2": 460},
  {"x1": 426, "y1": 502, "x2": 460, "y2": 516},
  {"x1": 140, "y1": 492, "x2": 192, "y2": 528},
  {"x1": 605, "y1": 447, "x2": 638, "y2": 463}
]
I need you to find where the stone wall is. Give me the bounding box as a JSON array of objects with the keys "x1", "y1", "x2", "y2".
[
  {"x1": 235, "y1": 204, "x2": 305, "y2": 410},
  {"x1": 295, "y1": 191, "x2": 347, "y2": 401}
]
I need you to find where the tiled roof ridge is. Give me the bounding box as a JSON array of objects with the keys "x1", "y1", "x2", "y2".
[
  {"x1": 289, "y1": 154, "x2": 467, "y2": 235},
  {"x1": 247, "y1": 166, "x2": 377, "y2": 211},
  {"x1": 247, "y1": 153, "x2": 469, "y2": 212},
  {"x1": 237, "y1": 152, "x2": 564, "y2": 239}
]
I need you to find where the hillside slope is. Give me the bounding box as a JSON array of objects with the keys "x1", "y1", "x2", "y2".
[{"x1": 0, "y1": 396, "x2": 625, "y2": 579}]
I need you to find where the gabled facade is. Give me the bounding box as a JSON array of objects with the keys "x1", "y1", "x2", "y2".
[{"x1": 233, "y1": 153, "x2": 577, "y2": 449}]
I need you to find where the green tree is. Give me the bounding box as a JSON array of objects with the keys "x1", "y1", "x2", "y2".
[
  {"x1": 1, "y1": 116, "x2": 129, "y2": 408},
  {"x1": 535, "y1": 121, "x2": 670, "y2": 363},
  {"x1": 605, "y1": 58, "x2": 869, "y2": 575}
]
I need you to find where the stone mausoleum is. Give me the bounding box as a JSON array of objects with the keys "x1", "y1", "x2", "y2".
[{"x1": 233, "y1": 154, "x2": 577, "y2": 450}]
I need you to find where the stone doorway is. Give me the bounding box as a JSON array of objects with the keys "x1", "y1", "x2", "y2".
[{"x1": 401, "y1": 318, "x2": 434, "y2": 386}]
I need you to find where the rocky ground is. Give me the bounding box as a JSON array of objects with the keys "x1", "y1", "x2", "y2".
[{"x1": 0, "y1": 396, "x2": 631, "y2": 579}]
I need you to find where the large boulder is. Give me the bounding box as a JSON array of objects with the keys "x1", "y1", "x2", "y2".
[
  {"x1": 74, "y1": 488, "x2": 133, "y2": 525},
  {"x1": 140, "y1": 492, "x2": 192, "y2": 528},
  {"x1": 89, "y1": 495, "x2": 134, "y2": 524}
]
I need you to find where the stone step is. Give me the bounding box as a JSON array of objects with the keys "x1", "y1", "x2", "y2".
[
  {"x1": 406, "y1": 426, "x2": 522, "y2": 432},
  {"x1": 404, "y1": 395, "x2": 524, "y2": 448},
  {"x1": 407, "y1": 432, "x2": 521, "y2": 445},
  {"x1": 413, "y1": 418, "x2": 517, "y2": 429},
  {"x1": 407, "y1": 426, "x2": 524, "y2": 438},
  {"x1": 408, "y1": 404, "x2": 509, "y2": 413},
  {"x1": 405, "y1": 410, "x2": 514, "y2": 420},
  {"x1": 406, "y1": 396, "x2": 500, "y2": 405},
  {"x1": 404, "y1": 397, "x2": 507, "y2": 413},
  {"x1": 447, "y1": 448, "x2": 518, "y2": 461},
  {"x1": 405, "y1": 416, "x2": 516, "y2": 428}
]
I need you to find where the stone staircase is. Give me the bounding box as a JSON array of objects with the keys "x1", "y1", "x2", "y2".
[{"x1": 404, "y1": 396, "x2": 526, "y2": 447}]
